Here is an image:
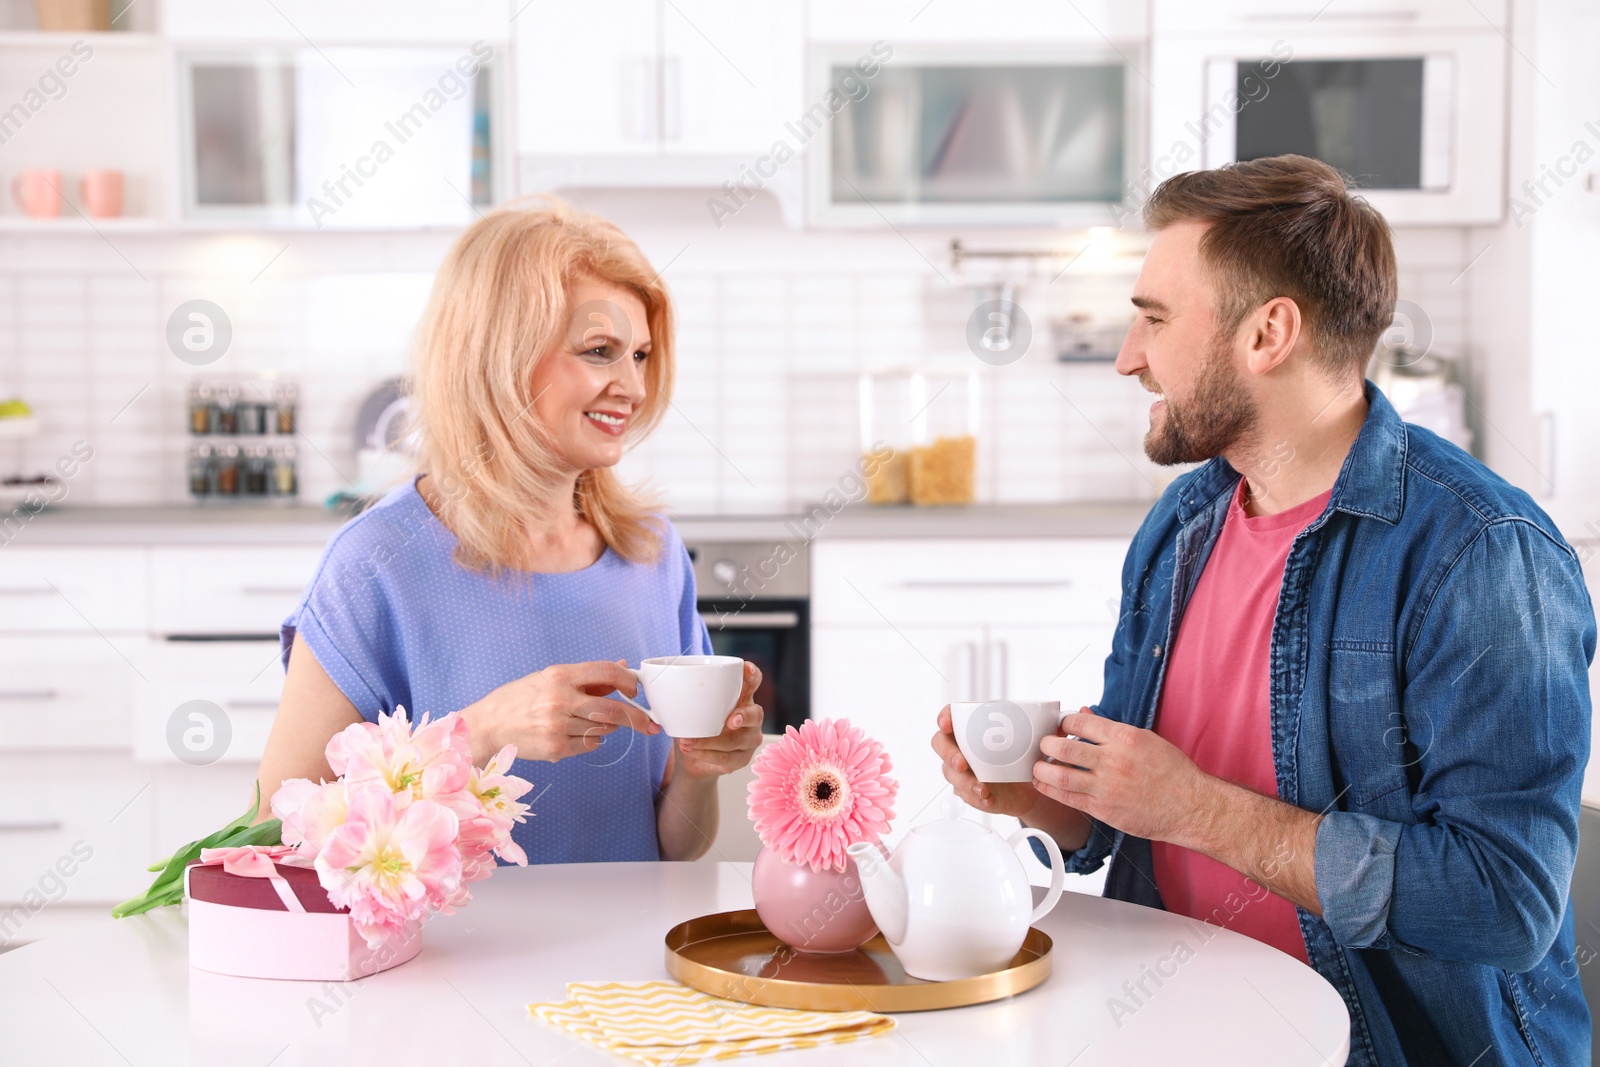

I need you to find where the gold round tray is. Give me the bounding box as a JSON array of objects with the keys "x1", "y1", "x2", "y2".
[{"x1": 664, "y1": 909, "x2": 1051, "y2": 1013}]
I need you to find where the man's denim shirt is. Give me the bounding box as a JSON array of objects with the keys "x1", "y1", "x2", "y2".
[{"x1": 1074, "y1": 383, "x2": 1596, "y2": 1066}]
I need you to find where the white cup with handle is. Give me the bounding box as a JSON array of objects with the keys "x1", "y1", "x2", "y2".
[
  {"x1": 950, "y1": 700, "x2": 1065, "y2": 783},
  {"x1": 617, "y1": 655, "x2": 743, "y2": 738}
]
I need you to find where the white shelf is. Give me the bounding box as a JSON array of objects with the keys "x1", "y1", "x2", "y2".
[
  {"x1": 0, "y1": 216, "x2": 162, "y2": 232},
  {"x1": 0, "y1": 31, "x2": 159, "y2": 48}
]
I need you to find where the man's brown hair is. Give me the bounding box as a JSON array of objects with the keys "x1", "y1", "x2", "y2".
[{"x1": 1143, "y1": 155, "x2": 1397, "y2": 376}]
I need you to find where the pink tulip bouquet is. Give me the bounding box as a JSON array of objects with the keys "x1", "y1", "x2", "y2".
[{"x1": 115, "y1": 707, "x2": 532, "y2": 952}]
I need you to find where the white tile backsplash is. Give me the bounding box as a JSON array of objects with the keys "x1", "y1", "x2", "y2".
[{"x1": 0, "y1": 223, "x2": 1473, "y2": 513}]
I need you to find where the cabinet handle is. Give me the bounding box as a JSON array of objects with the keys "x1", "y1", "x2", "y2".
[
  {"x1": 961, "y1": 641, "x2": 979, "y2": 703},
  {"x1": 240, "y1": 586, "x2": 305, "y2": 595},
  {"x1": 661, "y1": 55, "x2": 681, "y2": 142},
  {"x1": 995, "y1": 639, "x2": 1008, "y2": 701},
  {"x1": 225, "y1": 699, "x2": 280, "y2": 711},
  {"x1": 1242, "y1": 8, "x2": 1417, "y2": 19},
  {"x1": 0, "y1": 820, "x2": 63, "y2": 832},
  {"x1": 0, "y1": 689, "x2": 58, "y2": 701},
  {"x1": 622, "y1": 55, "x2": 657, "y2": 142},
  {"x1": 897, "y1": 579, "x2": 1073, "y2": 590},
  {"x1": 0, "y1": 587, "x2": 56, "y2": 596}
]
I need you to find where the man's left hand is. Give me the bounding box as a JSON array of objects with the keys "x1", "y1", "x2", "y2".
[{"x1": 1036, "y1": 707, "x2": 1219, "y2": 848}]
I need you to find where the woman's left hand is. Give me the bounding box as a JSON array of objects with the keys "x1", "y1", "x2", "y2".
[{"x1": 676, "y1": 661, "x2": 764, "y2": 779}]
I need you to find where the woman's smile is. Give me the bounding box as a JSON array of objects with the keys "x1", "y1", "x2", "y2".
[{"x1": 583, "y1": 409, "x2": 629, "y2": 436}]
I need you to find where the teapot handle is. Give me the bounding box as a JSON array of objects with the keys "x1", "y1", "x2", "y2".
[{"x1": 1009, "y1": 827, "x2": 1065, "y2": 924}]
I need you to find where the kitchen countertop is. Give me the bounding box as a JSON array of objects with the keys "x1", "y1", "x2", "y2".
[{"x1": 10, "y1": 502, "x2": 1153, "y2": 546}]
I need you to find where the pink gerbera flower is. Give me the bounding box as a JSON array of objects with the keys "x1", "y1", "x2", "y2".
[{"x1": 747, "y1": 718, "x2": 897, "y2": 872}]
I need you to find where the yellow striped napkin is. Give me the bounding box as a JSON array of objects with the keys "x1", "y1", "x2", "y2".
[{"x1": 529, "y1": 981, "x2": 895, "y2": 1065}]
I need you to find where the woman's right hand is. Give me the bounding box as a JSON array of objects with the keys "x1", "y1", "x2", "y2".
[
  {"x1": 931, "y1": 704, "x2": 1045, "y2": 820},
  {"x1": 463, "y1": 660, "x2": 658, "y2": 764}
]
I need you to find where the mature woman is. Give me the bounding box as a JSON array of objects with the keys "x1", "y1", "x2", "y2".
[{"x1": 256, "y1": 198, "x2": 763, "y2": 862}]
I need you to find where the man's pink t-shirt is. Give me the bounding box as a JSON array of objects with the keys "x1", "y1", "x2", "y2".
[{"x1": 1149, "y1": 479, "x2": 1331, "y2": 964}]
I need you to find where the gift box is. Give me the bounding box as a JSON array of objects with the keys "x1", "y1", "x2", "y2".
[{"x1": 184, "y1": 858, "x2": 422, "y2": 982}]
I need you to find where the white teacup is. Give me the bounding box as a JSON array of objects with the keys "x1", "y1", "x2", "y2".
[
  {"x1": 951, "y1": 700, "x2": 1064, "y2": 783},
  {"x1": 621, "y1": 655, "x2": 743, "y2": 738}
]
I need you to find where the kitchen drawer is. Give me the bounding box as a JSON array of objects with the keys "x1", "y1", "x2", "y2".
[
  {"x1": 0, "y1": 547, "x2": 147, "y2": 633},
  {"x1": 150, "y1": 546, "x2": 322, "y2": 636},
  {"x1": 0, "y1": 635, "x2": 153, "y2": 750},
  {"x1": 810, "y1": 538, "x2": 1126, "y2": 627},
  {"x1": 136, "y1": 639, "x2": 286, "y2": 764},
  {"x1": 0, "y1": 754, "x2": 154, "y2": 905},
  {"x1": 154, "y1": 763, "x2": 264, "y2": 860}
]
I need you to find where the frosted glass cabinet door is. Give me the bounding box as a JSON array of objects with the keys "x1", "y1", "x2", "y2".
[{"x1": 816, "y1": 56, "x2": 1136, "y2": 224}]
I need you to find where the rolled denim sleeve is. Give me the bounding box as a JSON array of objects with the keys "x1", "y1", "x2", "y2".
[
  {"x1": 1314, "y1": 520, "x2": 1595, "y2": 972},
  {"x1": 1315, "y1": 810, "x2": 1403, "y2": 947}
]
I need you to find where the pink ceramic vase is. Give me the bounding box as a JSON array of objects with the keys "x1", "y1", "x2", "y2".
[{"x1": 751, "y1": 846, "x2": 878, "y2": 954}]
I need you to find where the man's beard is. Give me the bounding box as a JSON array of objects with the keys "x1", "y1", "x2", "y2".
[{"x1": 1142, "y1": 337, "x2": 1259, "y2": 466}]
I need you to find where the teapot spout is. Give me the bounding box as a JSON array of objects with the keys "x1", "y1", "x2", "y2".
[{"x1": 845, "y1": 841, "x2": 907, "y2": 946}]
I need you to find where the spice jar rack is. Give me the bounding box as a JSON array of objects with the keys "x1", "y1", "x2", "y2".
[{"x1": 185, "y1": 379, "x2": 300, "y2": 503}]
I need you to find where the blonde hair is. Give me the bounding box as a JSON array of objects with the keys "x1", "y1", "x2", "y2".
[{"x1": 408, "y1": 196, "x2": 674, "y2": 570}]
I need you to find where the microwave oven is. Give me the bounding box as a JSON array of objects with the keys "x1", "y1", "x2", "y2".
[{"x1": 1150, "y1": 22, "x2": 1507, "y2": 225}]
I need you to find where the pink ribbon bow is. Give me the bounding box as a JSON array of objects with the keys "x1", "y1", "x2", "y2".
[{"x1": 197, "y1": 845, "x2": 309, "y2": 914}]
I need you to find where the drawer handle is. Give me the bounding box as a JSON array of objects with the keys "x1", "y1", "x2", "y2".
[
  {"x1": 165, "y1": 634, "x2": 280, "y2": 643},
  {"x1": 226, "y1": 699, "x2": 280, "y2": 710},
  {"x1": 896, "y1": 579, "x2": 1074, "y2": 590},
  {"x1": 700, "y1": 611, "x2": 800, "y2": 630},
  {"x1": 240, "y1": 586, "x2": 305, "y2": 595},
  {"x1": 0, "y1": 820, "x2": 63, "y2": 832},
  {"x1": 0, "y1": 689, "x2": 58, "y2": 701},
  {"x1": 0, "y1": 587, "x2": 56, "y2": 596}
]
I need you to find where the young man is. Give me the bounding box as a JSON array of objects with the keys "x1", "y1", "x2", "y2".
[{"x1": 933, "y1": 155, "x2": 1596, "y2": 1065}]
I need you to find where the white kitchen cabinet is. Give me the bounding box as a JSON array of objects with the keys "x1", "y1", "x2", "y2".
[
  {"x1": 811, "y1": 623, "x2": 984, "y2": 840},
  {"x1": 987, "y1": 624, "x2": 1113, "y2": 711},
  {"x1": 811, "y1": 535, "x2": 1126, "y2": 880},
  {"x1": 660, "y1": 1, "x2": 803, "y2": 155},
  {"x1": 137, "y1": 638, "x2": 287, "y2": 766},
  {"x1": 1152, "y1": 0, "x2": 1506, "y2": 33},
  {"x1": 0, "y1": 635, "x2": 152, "y2": 751},
  {"x1": 811, "y1": 538, "x2": 1126, "y2": 627},
  {"x1": 153, "y1": 763, "x2": 263, "y2": 861},
  {"x1": 515, "y1": 0, "x2": 801, "y2": 158},
  {"x1": 0, "y1": 753, "x2": 154, "y2": 908},
  {"x1": 807, "y1": 0, "x2": 1147, "y2": 43},
  {"x1": 515, "y1": 0, "x2": 659, "y2": 157},
  {"x1": 163, "y1": 0, "x2": 508, "y2": 43},
  {"x1": 149, "y1": 545, "x2": 321, "y2": 636},
  {"x1": 0, "y1": 548, "x2": 147, "y2": 633},
  {"x1": 0, "y1": 538, "x2": 312, "y2": 921}
]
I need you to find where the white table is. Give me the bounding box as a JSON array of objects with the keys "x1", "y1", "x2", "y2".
[{"x1": 0, "y1": 862, "x2": 1349, "y2": 1066}]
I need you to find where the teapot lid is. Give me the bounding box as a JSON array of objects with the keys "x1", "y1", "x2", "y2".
[{"x1": 911, "y1": 796, "x2": 991, "y2": 839}]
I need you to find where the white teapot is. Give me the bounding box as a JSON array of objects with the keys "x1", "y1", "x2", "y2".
[{"x1": 845, "y1": 798, "x2": 1066, "y2": 981}]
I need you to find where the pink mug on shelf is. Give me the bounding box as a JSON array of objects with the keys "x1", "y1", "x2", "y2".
[
  {"x1": 11, "y1": 169, "x2": 62, "y2": 218},
  {"x1": 80, "y1": 169, "x2": 124, "y2": 218}
]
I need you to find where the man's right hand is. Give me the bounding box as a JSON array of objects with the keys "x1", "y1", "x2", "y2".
[
  {"x1": 931, "y1": 704, "x2": 1046, "y2": 820},
  {"x1": 931, "y1": 704, "x2": 1095, "y2": 853}
]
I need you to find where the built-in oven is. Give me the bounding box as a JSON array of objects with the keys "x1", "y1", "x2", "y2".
[
  {"x1": 685, "y1": 539, "x2": 808, "y2": 736},
  {"x1": 1150, "y1": 0, "x2": 1508, "y2": 224}
]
